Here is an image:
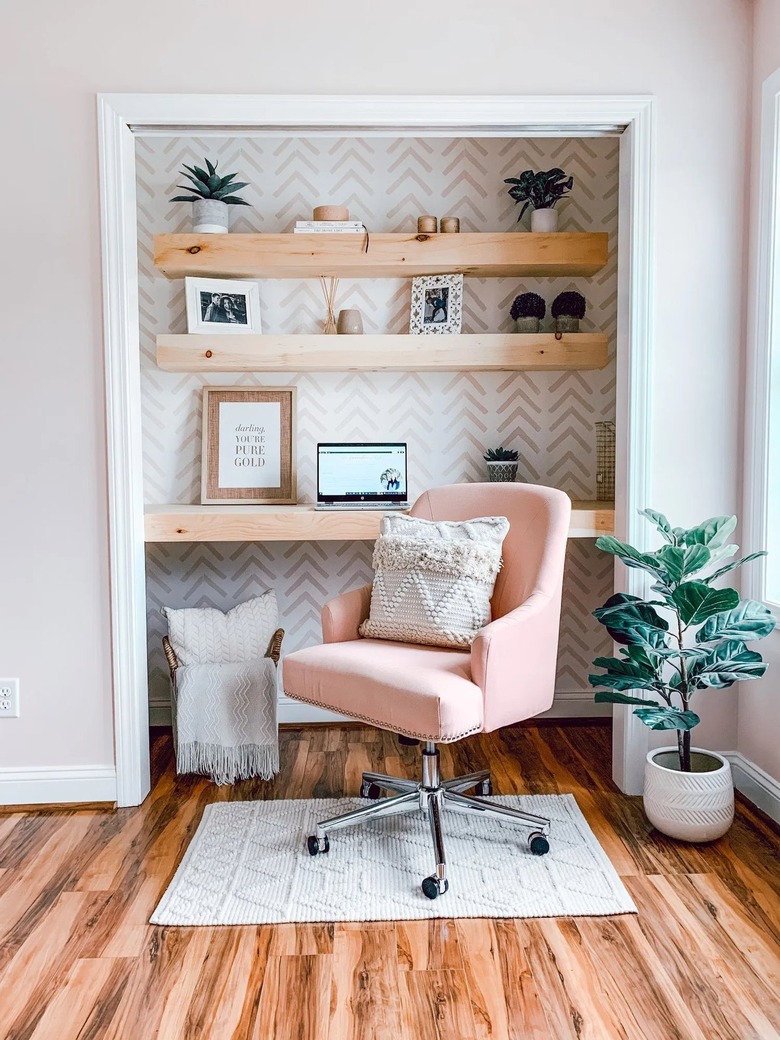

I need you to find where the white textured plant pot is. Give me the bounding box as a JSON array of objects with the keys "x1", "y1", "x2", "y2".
[
  {"x1": 193, "y1": 199, "x2": 229, "y2": 234},
  {"x1": 486, "y1": 461, "x2": 519, "y2": 483},
  {"x1": 644, "y1": 747, "x2": 734, "y2": 843},
  {"x1": 531, "y1": 208, "x2": 559, "y2": 232}
]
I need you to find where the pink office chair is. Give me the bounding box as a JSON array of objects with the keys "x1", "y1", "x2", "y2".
[{"x1": 283, "y1": 483, "x2": 571, "y2": 899}]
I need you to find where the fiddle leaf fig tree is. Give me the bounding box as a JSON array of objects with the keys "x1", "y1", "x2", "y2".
[{"x1": 589, "y1": 510, "x2": 775, "y2": 771}]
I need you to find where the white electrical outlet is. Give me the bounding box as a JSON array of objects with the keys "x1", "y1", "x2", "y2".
[{"x1": 0, "y1": 679, "x2": 20, "y2": 718}]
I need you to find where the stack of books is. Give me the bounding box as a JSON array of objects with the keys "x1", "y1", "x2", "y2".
[{"x1": 293, "y1": 220, "x2": 365, "y2": 234}]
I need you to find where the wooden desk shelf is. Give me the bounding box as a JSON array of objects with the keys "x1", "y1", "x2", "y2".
[
  {"x1": 153, "y1": 232, "x2": 609, "y2": 280},
  {"x1": 144, "y1": 501, "x2": 614, "y2": 543},
  {"x1": 155, "y1": 333, "x2": 609, "y2": 373}
]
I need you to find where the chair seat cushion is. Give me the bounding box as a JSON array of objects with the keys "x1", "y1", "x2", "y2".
[{"x1": 283, "y1": 639, "x2": 483, "y2": 742}]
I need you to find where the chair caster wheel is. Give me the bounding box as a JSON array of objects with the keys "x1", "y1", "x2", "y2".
[
  {"x1": 398, "y1": 735, "x2": 420, "y2": 746},
  {"x1": 361, "y1": 781, "x2": 381, "y2": 799},
  {"x1": 307, "y1": 834, "x2": 329, "y2": 856},
  {"x1": 528, "y1": 831, "x2": 550, "y2": 856},
  {"x1": 477, "y1": 778, "x2": 493, "y2": 796},
  {"x1": 421, "y1": 875, "x2": 449, "y2": 900}
]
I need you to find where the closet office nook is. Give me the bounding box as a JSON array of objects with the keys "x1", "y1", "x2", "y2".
[{"x1": 136, "y1": 133, "x2": 618, "y2": 726}]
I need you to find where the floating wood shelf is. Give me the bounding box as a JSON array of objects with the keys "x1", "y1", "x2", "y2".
[
  {"x1": 155, "y1": 333, "x2": 609, "y2": 373},
  {"x1": 144, "y1": 501, "x2": 614, "y2": 543},
  {"x1": 153, "y1": 232, "x2": 609, "y2": 280}
]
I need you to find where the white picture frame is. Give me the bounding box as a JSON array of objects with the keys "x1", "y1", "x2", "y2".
[
  {"x1": 409, "y1": 274, "x2": 464, "y2": 335},
  {"x1": 185, "y1": 277, "x2": 261, "y2": 334}
]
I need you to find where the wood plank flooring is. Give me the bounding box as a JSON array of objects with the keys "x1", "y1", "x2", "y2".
[{"x1": 1, "y1": 721, "x2": 779, "y2": 1039}]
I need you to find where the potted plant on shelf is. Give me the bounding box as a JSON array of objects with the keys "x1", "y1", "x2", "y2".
[
  {"x1": 589, "y1": 509, "x2": 775, "y2": 842},
  {"x1": 504, "y1": 168, "x2": 574, "y2": 232},
  {"x1": 170, "y1": 158, "x2": 251, "y2": 234},
  {"x1": 510, "y1": 292, "x2": 546, "y2": 333},
  {"x1": 551, "y1": 291, "x2": 587, "y2": 333},
  {"x1": 483, "y1": 446, "x2": 520, "y2": 483}
]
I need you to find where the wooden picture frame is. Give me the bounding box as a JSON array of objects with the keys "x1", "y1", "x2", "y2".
[{"x1": 201, "y1": 386, "x2": 297, "y2": 504}]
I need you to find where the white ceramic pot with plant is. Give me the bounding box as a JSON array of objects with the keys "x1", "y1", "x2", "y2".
[
  {"x1": 590, "y1": 508, "x2": 775, "y2": 843},
  {"x1": 483, "y1": 446, "x2": 519, "y2": 482},
  {"x1": 551, "y1": 291, "x2": 587, "y2": 334},
  {"x1": 171, "y1": 157, "x2": 251, "y2": 234},
  {"x1": 510, "y1": 292, "x2": 546, "y2": 334},
  {"x1": 504, "y1": 168, "x2": 573, "y2": 233}
]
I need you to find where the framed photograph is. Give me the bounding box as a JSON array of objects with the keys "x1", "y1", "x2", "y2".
[
  {"x1": 201, "y1": 386, "x2": 296, "y2": 504},
  {"x1": 409, "y1": 274, "x2": 464, "y2": 335},
  {"x1": 186, "y1": 277, "x2": 261, "y2": 334}
]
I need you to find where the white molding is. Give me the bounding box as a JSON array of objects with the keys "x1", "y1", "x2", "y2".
[
  {"x1": 611, "y1": 100, "x2": 656, "y2": 794},
  {"x1": 97, "y1": 97, "x2": 150, "y2": 807},
  {"x1": 724, "y1": 750, "x2": 780, "y2": 826},
  {"x1": 98, "y1": 92, "x2": 655, "y2": 805},
  {"x1": 0, "y1": 766, "x2": 116, "y2": 807},
  {"x1": 744, "y1": 68, "x2": 780, "y2": 606}
]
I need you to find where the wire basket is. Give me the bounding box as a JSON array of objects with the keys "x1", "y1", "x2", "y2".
[{"x1": 595, "y1": 421, "x2": 616, "y2": 501}]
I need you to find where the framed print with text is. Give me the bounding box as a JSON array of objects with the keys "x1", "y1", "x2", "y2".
[{"x1": 201, "y1": 386, "x2": 297, "y2": 504}]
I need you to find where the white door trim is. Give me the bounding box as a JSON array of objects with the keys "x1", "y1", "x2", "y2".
[
  {"x1": 97, "y1": 93, "x2": 655, "y2": 805},
  {"x1": 744, "y1": 68, "x2": 780, "y2": 606}
]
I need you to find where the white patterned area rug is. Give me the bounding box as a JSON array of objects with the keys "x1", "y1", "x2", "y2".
[{"x1": 151, "y1": 794, "x2": 636, "y2": 925}]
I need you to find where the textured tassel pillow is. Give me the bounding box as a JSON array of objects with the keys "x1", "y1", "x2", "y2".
[{"x1": 359, "y1": 513, "x2": 510, "y2": 649}]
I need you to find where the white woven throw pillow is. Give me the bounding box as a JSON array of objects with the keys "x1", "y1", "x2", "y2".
[
  {"x1": 162, "y1": 591, "x2": 278, "y2": 665},
  {"x1": 359, "y1": 513, "x2": 510, "y2": 649}
]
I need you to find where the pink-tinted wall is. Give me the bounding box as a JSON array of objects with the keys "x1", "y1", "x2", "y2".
[{"x1": 0, "y1": 0, "x2": 751, "y2": 784}]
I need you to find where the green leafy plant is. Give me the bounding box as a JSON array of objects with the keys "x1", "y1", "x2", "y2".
[
  {"x1": 590, "y1": 510, "x2": 775, "y2": 772},
  {"x1": 551, "y1": 291, "x2": 586, "y2": 320},
  {"x1": 504, "y1": 168, "x2": 574, "y2": 221},
  {"x1": 170, "y1": 158, "x2": 251, "y2": 206},
  {"x1": 483, "y1": 446, "x2": 519, "y2": 462},
  {"x1": 510, "y1": 292, "x2": 546, "y2": 321}
]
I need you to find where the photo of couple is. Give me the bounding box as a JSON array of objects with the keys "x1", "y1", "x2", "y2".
[{"x1": 200, "y1": 291, "x2": 249, "y2": 326}]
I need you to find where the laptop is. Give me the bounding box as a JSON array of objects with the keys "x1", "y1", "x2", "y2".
[{"x1": 315, "y1": 442, "x2": 409, "y2": 510}]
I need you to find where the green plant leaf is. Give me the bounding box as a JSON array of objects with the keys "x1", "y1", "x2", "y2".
[
  {"x1": 219, "y1": 196, "x2": 251, "y2": 206},
  {"x1": 671, "y1": 582, "x2": 739, "y2": 625},
  {"x1": 687, "y1": 639, "x2": 768, "y2": 688},
  {"x1": 633, "y1": 707, "x2": 700, "y2": 730},
  {"x1": 170, "y1": 195, "x2": 201, "y2": 202},
  {"x1": 655, "y1": 544, "x2": 712, "y2": 583},
  {"x1": 705, "y1": 551, "x2": 767, "y2": 584},
  {"x1": 639, "y1": 508, "x2": 674, "y2": 541},
  {"x1": 595, "y1": 536, "x2": 665, "y2": 576},
  {"x1": 677, "y1": 515, "x2": 737, "y2": 549},
  {"x1": 588, "y1": 672, "x2": 661, "y2": 692},
  {"x1": 184, "y1": 164, "x2": 211, "y2": 185},
  {"x1": 213, "y1": 182, "x2": 249, "y2": 199},
  {"x1": 592, "y1": 594, "x2": 669, "y2": 647},
  {"x1": 696, "y1": 600, "x2": 777, "y2": 643},
  {"x1": 205, "y1": 157, "x2": 217, "y2": 176},
  {"x1": 594, "y1": 691, "x2": 661, "y2": 706}
]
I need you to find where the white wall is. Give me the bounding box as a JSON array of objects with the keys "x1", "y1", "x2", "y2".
[
  {"x1": 0, "y1": 0, "x2": 751, "y2": 784},
  {"x1": 737, "y1": 0, "x2": 780, "y2": 785}
]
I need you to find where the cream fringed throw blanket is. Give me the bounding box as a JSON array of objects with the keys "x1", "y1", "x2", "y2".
[{"x1": 163, "y1": 594, "x2": 280, "y2": 785}]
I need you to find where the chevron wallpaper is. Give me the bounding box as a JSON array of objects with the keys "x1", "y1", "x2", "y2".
[{"x1": 136, "y1": 135, "x2": 618, "y2": 717}]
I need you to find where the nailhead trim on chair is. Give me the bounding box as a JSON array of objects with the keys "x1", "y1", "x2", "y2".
[{"x1": 282, "y1": 689, "x2": 482, "y2": 744}]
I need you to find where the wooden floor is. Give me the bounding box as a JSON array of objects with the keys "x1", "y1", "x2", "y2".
[{"x1": 1, "y1": 722, "x2": 779, "y2": 1040}]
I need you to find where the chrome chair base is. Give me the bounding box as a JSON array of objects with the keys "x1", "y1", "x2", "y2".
[{"x1": 306, "y1": 742, "x2": 551, "y2": 898}]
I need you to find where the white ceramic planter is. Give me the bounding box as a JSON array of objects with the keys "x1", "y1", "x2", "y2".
[
  {"x1": 644, "y1": 746, "x2": 734, "y2": 842},
  {"x1": 193, "y1": 198, "x2": 229, "y2": 234},
  {"x1": 531, "y1": 208, "x2": 559, "y2": 232}
]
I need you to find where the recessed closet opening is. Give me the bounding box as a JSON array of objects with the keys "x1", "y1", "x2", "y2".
[{"x1": 99, "y1": 95, "x2": 653, "y2": 806}]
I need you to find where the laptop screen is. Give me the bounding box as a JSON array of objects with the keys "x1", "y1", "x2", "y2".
[{"x1": 317, "y1": 443, "x2": 408, "y2": 503}]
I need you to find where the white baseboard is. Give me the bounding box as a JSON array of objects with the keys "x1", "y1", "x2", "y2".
[
  {"x1": 0, "y1": 765, "x2": 117, "y2": 807},
  {"x1": 150, "y1": 691, "x2": 608, "y2": 729},
  {"x1": 724, "y1": 751, "x2": 780, "y2": 826}
]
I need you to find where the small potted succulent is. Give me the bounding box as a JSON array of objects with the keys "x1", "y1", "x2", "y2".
[
  {"x1": 483, "y1": 446, "x2": 520, "y2": 483},
  {"x1": 504, "y1": 168, "x2": 574, "y2": 232},
  {"x1": 590, "y1": 509, "x2": 775, "y2": 842},
  {"x1": 170, "y1": 158, "x2": 251, "y2": 234},
  {"x1": 551, "y1": 291, "x2": 587, "y2": 333},
  {"x1": 510, "y1": 292, "x2": 546, "y2": 333}
]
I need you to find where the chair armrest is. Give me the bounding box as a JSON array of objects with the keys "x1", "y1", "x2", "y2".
[
  {"x1": 471, "y1": 590, "x2": 562, "y2": 731},
  {"x1": 322, "y1": 584, "x2": 372, "y2": 643}
]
